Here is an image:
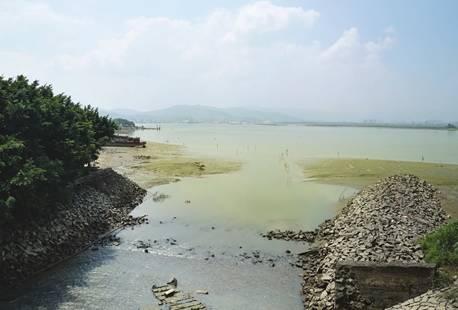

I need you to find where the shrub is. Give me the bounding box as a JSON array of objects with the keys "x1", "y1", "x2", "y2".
[{"x1": 421, "y1": 221, "x2": 458, "y2": 266}]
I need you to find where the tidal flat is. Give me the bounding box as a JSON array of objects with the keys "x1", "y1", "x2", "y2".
[
  {"x1": 97, "y1": 142, "x2": 241, "y2": 188},
  {"x1": 302, "y1": 158, "x2": 458, "y2": 218}
]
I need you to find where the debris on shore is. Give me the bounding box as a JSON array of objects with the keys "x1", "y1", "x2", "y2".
[
  {"x1": 106, "y1": 134, "x2": 146, "y2": 147},
  {"x1": 193, "y1": 161, "x2": 206, "y2": 171},
  {"x1": 152, "y1": 192, "x2": 170, "y2": 202},
  {"x1": 299, "y1": 175, "x2": 448, "y2": 309},
  {"x1": 261, "y1": 229, "x2": 318, "y2": 243},
  {"x1": 0, "y1": 168, "x2": 146, "y2": 291},
  {"x1": 152, "y1": 277, "x2": 207, "y2": 309}
]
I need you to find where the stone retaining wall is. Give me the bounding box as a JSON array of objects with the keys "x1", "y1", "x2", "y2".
[
  {"x1": 335, "y1": 262, "x2": 436, "y2": 309},
  {"x1": 0, "y1": 168, "x2": 146, "y2": 298}
]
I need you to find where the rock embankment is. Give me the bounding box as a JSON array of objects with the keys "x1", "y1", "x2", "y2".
[
  {"x1": 0, "y1": 168, "x2": 146, "y2": 291},
  {"x1": 300, "y1": 175, "x2": 448, "y2": 309},
  {"x1": 387, "y1": 284, "x2": 458, "y2": 309}
]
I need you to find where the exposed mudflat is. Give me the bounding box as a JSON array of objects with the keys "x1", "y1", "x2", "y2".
[{"x1": 97, "y1": 142, "x2": 241, "y2": 189}]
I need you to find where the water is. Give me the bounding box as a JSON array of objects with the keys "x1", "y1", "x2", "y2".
[
  {"x1": 4, "y1": 124, "x2": 457, "y2": 310},
  {"x1": 139, "y1": 123, "x2": 458, "y2": 164}
]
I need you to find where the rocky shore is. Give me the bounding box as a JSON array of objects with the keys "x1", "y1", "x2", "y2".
[
  {"x1": 0, "y1": 168, "x2": 146, "y2": 294},
  {"x1": 299, "y1": 175, "x2": 449, "y2": 309},
  {"x1": 387, "y1": 284, "x2": 458, "y2": 309},
  {"x1": 261, "y1": 229, "x2": 317, "y2": 243}
]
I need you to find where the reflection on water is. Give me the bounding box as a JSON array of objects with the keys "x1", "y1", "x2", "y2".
[{"x1": 4, "y1": 125, "x2": 457, "y2": 309}]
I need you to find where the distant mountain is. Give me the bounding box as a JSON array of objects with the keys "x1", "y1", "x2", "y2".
[
  {"x1": 99, "y1": 108, "x2": 139, "y2": 119},
  {"x1": 103, "y1": 105, "x2": 302, "y2": 124}
]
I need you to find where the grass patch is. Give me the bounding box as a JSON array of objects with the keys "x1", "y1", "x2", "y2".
[
  {"x1": 421, "y1": 221, "x2": 458, "y2": 266},
  {"x1": 141, "y1": 159, "x2": 241, "y2": 178},
  {"x1": 421, "y1": 222, "x2": 458, "y2": 289},
  {"x1": 303, "y1": 158, "x2": 458, "y2": 186},
  {"x1": 302, "y1": 158, "x2": 458, "y2": 218}
]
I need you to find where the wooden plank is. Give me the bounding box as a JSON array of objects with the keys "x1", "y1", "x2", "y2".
[{"x1": 151, "y1": 282, "x2": 206, "y2": 310}]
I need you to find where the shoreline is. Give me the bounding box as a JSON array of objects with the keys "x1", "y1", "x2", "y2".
[
  {"x1": 261, "y1": 122, "x2": 458, "y2": 131},
  {"x1": 134, "y1": 121, "x2": 457, "y2": 131}
]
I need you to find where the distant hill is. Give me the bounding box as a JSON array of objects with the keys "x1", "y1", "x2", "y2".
[{"x1": 103, "y1": 105, "x2": 302, "y2": 124}]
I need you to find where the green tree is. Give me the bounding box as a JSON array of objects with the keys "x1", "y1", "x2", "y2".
[
  {"x1": 113, "y1": 118, "x2": 135, "y2": 128},
  {"x1": 0, "y1": 75, "x2": 117, "y2": 223}
]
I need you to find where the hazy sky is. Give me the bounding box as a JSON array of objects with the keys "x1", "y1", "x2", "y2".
[{"x1": 1, "y1": 1, "x2": 457, "y2": 121}]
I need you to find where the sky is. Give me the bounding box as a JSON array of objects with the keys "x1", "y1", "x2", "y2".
[{"x1": 1, "y1": 0, "x2": 457, "y2": 122}]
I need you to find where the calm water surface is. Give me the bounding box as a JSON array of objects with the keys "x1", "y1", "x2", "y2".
[
  {"x1": 133, "y1": 124, "x2": 458, "y2": 230},
  {"x1": 5, "y1": 125, "x2": 458, "y2": 310}
]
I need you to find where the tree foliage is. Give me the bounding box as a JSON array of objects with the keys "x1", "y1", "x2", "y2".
[
  {"x1": 113, "y1": 118, "x2": 135, "y2": 128},
  {"x1": 0, "y1": 75, "x2": 117, "y2": 223}
]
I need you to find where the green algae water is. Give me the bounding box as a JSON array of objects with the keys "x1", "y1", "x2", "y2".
[
  {"x1": 131, "y1": 124, "x2": 458, "y2": 230},
  {"x1": 4, "y1": 124, "x2": 458, "y2": 310}
]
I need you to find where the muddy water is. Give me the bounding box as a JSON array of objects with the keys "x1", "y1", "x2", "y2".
[{"x1": 4, "y1": 124, "x2": 457, "y2": 310}]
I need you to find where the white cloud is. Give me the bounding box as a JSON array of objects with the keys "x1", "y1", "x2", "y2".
[
  {"x1": 321, "y1": 27, "x2": 394, "y2": 63},
  {"x1": 365, "y1": 36, "x2": 394, "y2": 57},
  {"x1": 4, "y1": 1, "x2": 439, "y2": 121},
  {"x1": 320, "y1": 27, "x2": 361, "y2": 62},
  {"x1": 222, "y1": 1, "x2": 319, "y2": 42},
  {"x1": 0, "y1": 1, "x2": 87, "y2": 28}
]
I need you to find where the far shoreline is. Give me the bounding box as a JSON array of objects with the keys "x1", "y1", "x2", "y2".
[
  {"x1": 261, "y1": 121, "x2": 458, "y2": 131},
  {"x1": 130, "y1": 120, "x2": 458, "y2": 131}
]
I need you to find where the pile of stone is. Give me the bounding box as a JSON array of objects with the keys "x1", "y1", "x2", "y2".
[
  {"x1": 262, "y1": 229, "x2": 317, "y2": 242},
  {"x1": 387, "y1": 284, "x2": 458, "y2": 309},
  {"x1": 301, "y1": 175, "x2": 448, "y2": 309},
  {"x1": 0, "y1": 168, "x2": 146, "y2": 290}
]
